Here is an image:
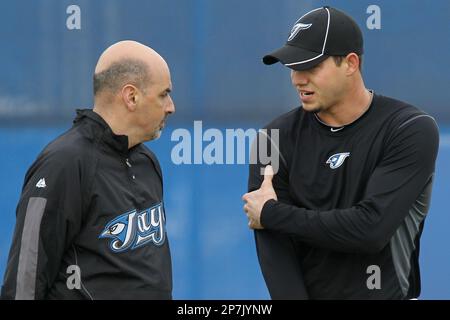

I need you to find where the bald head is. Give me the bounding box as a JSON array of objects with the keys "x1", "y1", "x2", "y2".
[
  {"x1": 92, "y1": 41, "x2": 174, "y2": 148},
  {"x1": 93, "y1": 40, "x2": 168, "y2": 98}
]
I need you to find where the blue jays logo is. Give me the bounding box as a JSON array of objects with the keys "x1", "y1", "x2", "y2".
[
  {"x1": 288, "y1": 22, "x2": 312, "y2": 41},
  {"x1": 99, "y1": 202, "x2": 166, "y2": 253},
  {"x1": 326, "y1": 152, "x2": 350, "y2": 169}
]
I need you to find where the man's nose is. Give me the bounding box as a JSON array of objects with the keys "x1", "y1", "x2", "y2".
[
  {"x1": 166, "y1": 96, "x2": 175, "y2": 114},
  {"x1": 291, "y1": 70, "x2": 308, "y2": 86}
]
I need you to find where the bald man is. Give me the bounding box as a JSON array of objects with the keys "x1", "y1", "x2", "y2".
[{"x1": 1, "y1": 41, "x2": 175, "y2": 299}]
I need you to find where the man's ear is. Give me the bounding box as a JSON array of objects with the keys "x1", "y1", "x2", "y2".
[
  {"x1": 121, "y1": 84, "x2": 139, "y2": 111},
  {"x1": 345, "y1": 53, "x2": 360, "y2": 76}
]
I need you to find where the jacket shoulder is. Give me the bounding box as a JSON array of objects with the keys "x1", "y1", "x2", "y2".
[
  {"x1": 376, "y1": 94, "x2": 435, "y2": 125},
  {"x1": 380, "y1": 96, "x2": 438, "y2": 132},
  {"x1": 25, "y1": 126, "x2": 96, "y2": 187},
  {"x1": 263, "y1": 107, "x2": 303, "y2": 132}
]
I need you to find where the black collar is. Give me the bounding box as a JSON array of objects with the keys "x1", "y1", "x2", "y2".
[
  {"x1": 74, "y1": 109, "x2": 131, "y2": 156},
  {"x1": 312, "y1": 90, "x2": 374, "y2": 135}
]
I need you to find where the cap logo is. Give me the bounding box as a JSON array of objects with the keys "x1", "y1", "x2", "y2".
[{"x1": 288, "y1": 22, "x2": 312, "y2": 41}]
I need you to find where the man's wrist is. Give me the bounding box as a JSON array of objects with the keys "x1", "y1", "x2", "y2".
[{"x1": 260, "y1": 199, "x2": 278, "y2": 228}]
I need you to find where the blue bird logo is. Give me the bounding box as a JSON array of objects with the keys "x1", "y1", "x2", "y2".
[
  {"x1": 288, "y1": 22, "x2": 312, "y2": 41},
  {"x1": 326, "y1": 152, "x2": 350, "y2": 169},
  {"x1": 99, "y1": 203, "x2": 166, "y2": 253}
]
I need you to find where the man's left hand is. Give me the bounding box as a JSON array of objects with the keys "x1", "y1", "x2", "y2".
[{"x1": 242, "y1": 165, "x2": 277, "y2": 229}]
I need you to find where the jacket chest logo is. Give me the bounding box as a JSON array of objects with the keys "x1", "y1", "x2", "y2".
[
  {"x1": 99, "y1": 202, "x2": 166, "y2": 253},
  {"x1": 326, "y1": 152, "x2": 350, "y2": 169}
]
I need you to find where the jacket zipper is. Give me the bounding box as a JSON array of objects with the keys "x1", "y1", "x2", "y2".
[{"x1": 126, "y1": 158, "x2": 136, "y2": 180}]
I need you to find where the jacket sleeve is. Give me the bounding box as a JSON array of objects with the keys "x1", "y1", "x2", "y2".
[
  {"x1": 260, "y1": 116, "x2": 439, "y2": 254},
  {"x1": 248, "y1": 130, "x2": 309, "y2": 299},
  {"x1": 1, "y1": 149, "x2": 84, "y2": 299}
]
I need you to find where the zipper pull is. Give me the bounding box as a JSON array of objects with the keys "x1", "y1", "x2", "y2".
[{"x1": 125, "y1": 158, "x2": 131, "y2": 168}]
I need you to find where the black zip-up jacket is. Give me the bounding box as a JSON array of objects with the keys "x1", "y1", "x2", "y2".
[
  {"x1": 248, "y1": 94, "x2": 439, "y2": 299},
  {"x1": 1, "y1": 109, "x2": 172, "y2": 299}
]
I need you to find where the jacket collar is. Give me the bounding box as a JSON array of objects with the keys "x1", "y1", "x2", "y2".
[{"x1": 74, "y1": 109, "x2": 131, "y2": 155}]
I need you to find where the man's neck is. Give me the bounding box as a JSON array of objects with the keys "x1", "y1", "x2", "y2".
[
  {"x1": 316, "y1": 87, "x2": 373, "y2": 127},
  {"x1": 93, "y1": 105, "x2": 137, "y2": 149}
]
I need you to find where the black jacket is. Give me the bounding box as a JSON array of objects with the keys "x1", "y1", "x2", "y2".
[
  {"x1": 248, "y1": 94, "x2": 439, "y2": 299},
  {"x1": 1, "y1": 109, "x2": 172, "y2": 299}
]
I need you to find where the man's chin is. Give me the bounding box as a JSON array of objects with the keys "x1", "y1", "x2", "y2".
[
  {"x1": 153, "y1": 130, "x2": 162, "y2": 140},
  {"x1": 302, "y1": 104, "x2": 322, "y2": 113},
  {"x1": 145, "y1": 130, "x2": 162, "y2": 142}
]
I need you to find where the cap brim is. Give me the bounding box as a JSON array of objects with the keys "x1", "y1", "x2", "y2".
[{"x1": 263, "y1": 44, "x2": 329, "y2": 71}]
